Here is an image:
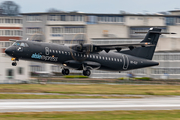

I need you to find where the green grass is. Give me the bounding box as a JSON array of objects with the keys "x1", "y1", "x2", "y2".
[
  {"x1": 1, "y1": 110, "x2": 180, "y2": 120},
  {"x1": 64, "y1": 75, "x2": 89, "y2": 78},
  {"x1": 0, "y1": 94, "x2": 141, "y2": 99},
  {"x1": 0, "y1": 84, "x2": 180, "y2": 95}
]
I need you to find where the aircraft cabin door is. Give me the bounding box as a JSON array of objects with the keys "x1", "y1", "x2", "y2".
[{"x1": 122, "y1": 55, "x2": 129, "y2": 70}]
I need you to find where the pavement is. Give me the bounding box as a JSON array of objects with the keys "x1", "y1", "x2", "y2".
[{"x1": 1, "y1": 96, "x2": 180, "y2": 112}]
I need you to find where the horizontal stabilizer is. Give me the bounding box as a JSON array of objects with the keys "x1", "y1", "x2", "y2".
[{"x1": 135, "y1": 31, "x2": 176, "y2": 34}]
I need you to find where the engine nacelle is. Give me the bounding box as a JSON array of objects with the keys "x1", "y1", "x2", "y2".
[{"x1": 70, "y1": 44, "x2": 101, "y2": 53}]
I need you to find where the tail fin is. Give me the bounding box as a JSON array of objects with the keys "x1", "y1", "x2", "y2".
[{"x1": 121, "y1": 28, "x2": 162, "y2": 60}]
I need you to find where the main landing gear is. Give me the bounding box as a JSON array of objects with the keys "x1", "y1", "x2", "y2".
[
  {"x1": 82, "y1": 65, "x2": 91, "y2": 76},
  {"x1": 61, "y1": 68, "x2": 91, "y2": 76},
  {"x1": 83, "y1": 69, "x2": 91, "y2": 76},
  {"x1": 62, "y1": 68, "x2": 70, "y2": 75}
]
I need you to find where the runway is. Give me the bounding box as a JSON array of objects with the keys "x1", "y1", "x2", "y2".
[{"x1": 1, "y1": 96, "x2": 180, "y2": 112}]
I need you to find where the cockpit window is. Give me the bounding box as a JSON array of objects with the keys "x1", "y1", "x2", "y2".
[
  {"x1": 12, "y1": 42, "x2": 21, "y2": 46},
  {"x1": 12, "y1": 42, "x2": 29, "y2": 47},
  {"x1": 12, "y1": 42, "x2": 16, "y2": 46},
  {"x1": 20, "y1": 43, "x2": 25, "y2": 47},
  {"x1": 25, "y1": 43, "x2": 29, "y2": 47},
  {"x1": 17, "y1": 43, "x2": 20, "y2": 46}
]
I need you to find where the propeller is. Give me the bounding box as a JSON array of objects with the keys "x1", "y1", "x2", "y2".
[
  {"x1": 29, "y1": 31, "x2": 45, "y2": 42},
  {"x1": 69, "y1": 33, "x2": 92, "y2": 62}
]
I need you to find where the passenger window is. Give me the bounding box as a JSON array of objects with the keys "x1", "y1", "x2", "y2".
[
  {"x1": 96, "y1": 56, "x2": 98, "y2": 59},
  {"x1": 56, "y1": 50, "x2": 58, "y2": 53},
  {"x1": 109, "y1": 57, "x2": 111, "y2": 60},
  {"x1": 117, "y1": 59, "x2": 119, "y2": 62},
  {"x1": 53, "y1": 50, "x2": 55, "y2": 53},
  {"x1": 50, "y1": 50, "x2": 52, "y2": 52},
  {"x1": 59, "y1": 51, "x2": 61, "y2": 53},
  {"x1": 62, "y1": 51, "x2": 64, "y2": 54}
]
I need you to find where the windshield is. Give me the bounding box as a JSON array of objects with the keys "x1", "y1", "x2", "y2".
[
  {"x1": 12, "y1": 42, "x2": 16, "y2": 46},
  {"x1": 12, "y1": 42, "x2": 29, "y2": 47},
  {"x1": 20, "y1": 43, "x2": 25, "y2": 47},
  {"x1": 12, "y1": 42, "x2": 21, "y2": 46}
]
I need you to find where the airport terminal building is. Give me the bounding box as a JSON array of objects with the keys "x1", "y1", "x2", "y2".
[{"x1": 2, "y1": 10, "x2": 180, "y2": 79}]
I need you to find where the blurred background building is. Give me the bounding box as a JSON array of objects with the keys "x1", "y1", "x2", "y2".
[{"x1": 2, "y1": 0, "x2": 180, "y2": 80}]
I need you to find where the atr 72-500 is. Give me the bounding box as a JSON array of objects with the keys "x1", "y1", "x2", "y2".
[{"x1": 5, "y1": 28, "x2": 175, "y2": 76}]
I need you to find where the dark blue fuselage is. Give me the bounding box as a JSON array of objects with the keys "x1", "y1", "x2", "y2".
[{"x1": 5, "y1": 40, "x2": 159, "y2": 72}]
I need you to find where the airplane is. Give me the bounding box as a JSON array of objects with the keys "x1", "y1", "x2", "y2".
[{"x1": 4, "y1": 28, "x2": 175, "y2": 76}]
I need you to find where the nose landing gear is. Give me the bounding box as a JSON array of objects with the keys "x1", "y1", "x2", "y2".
[
  {"x1": 12, "y1": 62, "x2": 17, "y2": 66},
  {"x1": 11, "y1": 58, "x2": 18, "y2": 66}
]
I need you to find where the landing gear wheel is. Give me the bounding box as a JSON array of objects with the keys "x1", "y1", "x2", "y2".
[
  {"x1": 12, "y1": 62, "x2": 17, "y2": 66},
  {"x1": 62, "y1": 69, "x2": 70, "y2": 75},
  {"x1": 83, "y1": 70, "x2": 91, "y2": 76}
]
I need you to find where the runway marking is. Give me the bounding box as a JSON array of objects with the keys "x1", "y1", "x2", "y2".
[
  {"x1": 1, "y1": 105, "x2": 180, "y2": 109},
  {"x1": 1, "y1": 97, "x2": 180, "y2": 112}
]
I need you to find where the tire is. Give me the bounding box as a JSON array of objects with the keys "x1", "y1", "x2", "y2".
[
  {"x1": 62, "y1": 69, "x2": 65, "y2": 75},
  {"x1": 62, "y1": 69, "x2": 69, "y2": 75},
  {"x1": 83, "y1": 70, "x2": 87, "y2": 76},
  {"x1": 83, "y1": 70, "x2": 91, "y2": 76},
  {"x1": 12, "y1": 62, "x2": 17, "y2": 66},
  {"x1": 85, "y1": 70, "x2": 91, "y2": 76},
  {"x1": 64, "y1": 69, "x2": 69, "y2": 75}
]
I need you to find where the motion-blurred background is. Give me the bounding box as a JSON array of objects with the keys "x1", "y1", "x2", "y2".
[{"x1": 1, "y1": 0, "x2": 180, "y2": 82}]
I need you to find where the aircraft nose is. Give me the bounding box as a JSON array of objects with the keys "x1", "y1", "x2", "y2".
[{"x1": 5, "y1": 47, "x2": 13, "y2": 55}]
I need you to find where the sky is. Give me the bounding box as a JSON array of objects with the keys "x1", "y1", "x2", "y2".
[{"x1": 1, "y1": 0, "x2": 180, "y2": 14}]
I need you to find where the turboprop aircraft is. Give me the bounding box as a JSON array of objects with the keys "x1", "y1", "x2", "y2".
[{"x1": 5, "y1": 28, "x2": 175, "y2": 76}]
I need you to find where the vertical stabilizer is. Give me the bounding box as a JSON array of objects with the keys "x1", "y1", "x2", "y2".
[{"x1": 121, "y1": 28, "x2": 161, "y2": 60}]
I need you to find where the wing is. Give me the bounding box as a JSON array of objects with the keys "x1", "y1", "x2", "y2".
[
  {"x1": 93, "y1": 42, "x2": 154, "y2": 53},
  {"x1": 69, "y1": 42, "x2": 154, "y2": 53}
]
